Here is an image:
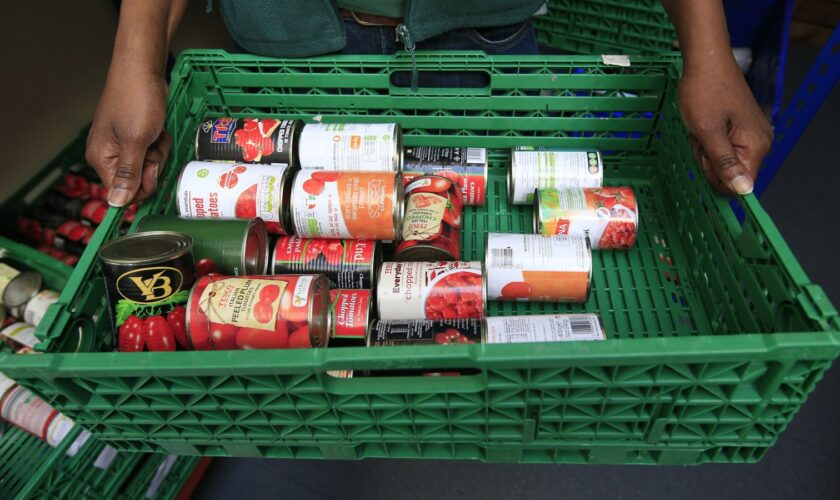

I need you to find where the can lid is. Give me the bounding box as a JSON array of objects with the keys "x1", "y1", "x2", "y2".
[
  {"x1": 2, "y1": 271, "x2": 42, "y2": 308},
  {"x1": 507, "y1": 149, "x2": 517, "y2": 206},
  {"x1": 532, "y1": 189, "x2": 542, "y2": 233},
  {"x1": 99, "y1": 231, "x2": 193, "y2": 266},
  {"x1": 395, "y1": 244, "x2": 454, "y2": 262},
  {"x1": 394, "y1": 123, "x2": 404, "y2": 171},
  {"x1": 243, "y1": 218, "x2": 269, "y2": 275},
  {"x1": 393, "y1": 173, "x2": 405, "y2": 239}
]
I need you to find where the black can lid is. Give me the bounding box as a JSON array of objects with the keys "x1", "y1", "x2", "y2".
[
  {"x1": 99, "y1": 231, "x2": 193, "y2": 266},
  {"x1": 2, "y1": 271, "x2": 43, "y2": 308},
  {"x1": 394, "y1": 244, "x2": 454, "y2": 262}
]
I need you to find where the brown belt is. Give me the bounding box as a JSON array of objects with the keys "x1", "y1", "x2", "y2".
[{"x1": 339, "y1": 8, "x2": 402, "y2": 27}]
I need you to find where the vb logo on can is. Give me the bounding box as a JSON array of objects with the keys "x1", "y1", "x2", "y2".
[{"x1": 117, "y1": 267, "x2": 184, "y2": 303}]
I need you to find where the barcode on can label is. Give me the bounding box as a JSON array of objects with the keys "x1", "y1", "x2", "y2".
[
  {"x1": 485, "y1": 314, "x2": 605, "y2": 343},
  {"x1": 466, "y1": 148, "x2": 486, "y2": 164},
  {"x1": 490, "y1": 248, "x2": 514, "y2": 268}
]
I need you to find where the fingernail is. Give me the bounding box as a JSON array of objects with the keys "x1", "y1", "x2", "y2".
[
  {"x1": 107, "y1": 188, "x2": 130, "y2": 207},
  {"x1": 730, "y1": 175, "x2": 753, "y2": 195}
]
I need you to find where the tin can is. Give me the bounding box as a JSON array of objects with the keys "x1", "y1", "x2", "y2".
[
  {"x1": 402, "y1": 147, "x2": 488, "y2": 206},
  {"x1": 508, "y1": 147, "x2": 603, "y2": 205},
  {"x1": 17, "y1": 209, "x2": 93, "y2": 256},
  {"x1": 484, "y1": 314, "x2": 605, "y2": 343},
  {"x1": 58, "y1": 163, "x2": 107, "y2": 201},
  {"x1": 137, "y1": 215, "x2": 269, "y2": 276},
  {"x1": 291, "y1": 171, "x2": 404, "y2": 240},
  {"x1": 534, "y1": 187, "x2": 639, "y2": 249},
  {"x1": 42, "y1": 191, "x2": 109, "y2": 226},
  {"x1": 0, "y1": 267, "x2": 42, "y2": 311},
  {"x1": 185, "y1": 274, "x2": 330, "y2": 350},
  {"x1": 16, "y1": 289, "x2": 61, "y2": 327},
  {"x1": 99, "y1": 232, "x2": 195, "y2": 344},
  {"x1": 0, "y1": 322, "x2": 38, "y2": 349},
  {"x1": 368, "y1": 319, "x2": 482, "y2": 346},
  {"x1": 0, "y1": 384, "x2": 58, "y2": 443},
  {"x1": 35, "y1": 245, "x2": 79, "y2": 267},
  {"x1": 271, "y1": 236, "x2": 380, "y2": 289},
  {"x1": 377, "y1": 261, "x2": 485, "y2": 320},
  {"x1": 395, "y1": 175, "x2": 463, "y2": 261},
  {"x1": 329, "y1": 289, "x2": 372, "y2": 347},
  {"x1": 485, "y1": 233, "x2": 591, "y2": 302},
  {"x1": 176, "y1": 161, "x2": 293, "y2": 235},
  {"x1": 195, "y1": 117, "x2": 302, "y2": 165},
  {"x1": 297, "y1": 123, "x2": 402, "y2": 171}
]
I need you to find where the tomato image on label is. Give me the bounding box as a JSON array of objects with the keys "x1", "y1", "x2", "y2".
[
  {"x1": 377, "y1": 261, "x2": 484, "y2": 320},
  {"x1": 196, "y1": 118, "x2": 300, "y2": 164},
  {"x1": 535, "y1": 187, "x2": 638, "y2": 249}
]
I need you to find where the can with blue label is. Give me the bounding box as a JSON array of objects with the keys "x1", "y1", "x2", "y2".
[{"x1": 195, "y1": 117, "x2": 301, "y2": 166}]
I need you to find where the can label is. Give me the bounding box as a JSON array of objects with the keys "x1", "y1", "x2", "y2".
[
  {"x1": 402, "y1": 147, "x2": 487, "y2": 206},
  {"x1": 196, "y1": 117, "x2": 299, "y2": 164},
  {"x1": 23, "y1": 289, "x2": 60, "y2": 326},
  {"x1": 396, "y1": 176, "x2": 462, "y2": 260},
  {"x1": 370, "y1": 319, "x2": 482, "y2": 346},
  {"x1": 35, "y1": 245, "x2": 79, "y2": 267},
  {"x1": 0, "y1": 263, "x2": 21, "y2": 302},
  {"x1": 291, "y1": 171, "x2": 398, "y2": 240},
  {"x1": 0, "y1": 373, "x2": 15, "y2": 400},
  {"x1": 377, "y1": 261, "x2": 484, "y2": 320},
  {"x1": 485, "y1": 233, "x2": 591, "y2": 302},
  {"x1": 536, "y1": 187, "x2": 638, "y2": 249},
  {"x1": 0, "y1": 385, "x2": 57, "y2": 441},
  {"x1": 510, "y1": 148, "x2": 603, "y2": 204},
  {"x1": 45, "y1": 413, "x2": 76, "y2": 447},
  {"x1": 272, "y1": 236, "x2": 377, "y2": 289},
  {"x1": 298, "y1": 123, "x2": 399, "y2": 170},
  {"x1": 329, "y1": 289, "x2": 371, "y2": 345},
  {"x1": 485, "y1": 314, "x2": 605, "y2": 343},
  {"x1": 199, "y1": 277, "x2": 287, "y2": 331},
  {"x1": 1, "y1": 322, "x2": 39, "y2": 349}
]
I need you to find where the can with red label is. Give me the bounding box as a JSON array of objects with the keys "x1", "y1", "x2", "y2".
[
  {"x1": 42, "y1": 191, "x2": 109, "y2": 226},
  {"x1": 17, "y1": 209, "x2": 93, "y2": 256},
  {"x1": 376, "y1": 261, "x2": 485, "y2": 320},
  {"x1": 177, "y1": 161, "x2": 293, "y2": 235},
  {"x1": 58, "y1": 163, "x2": 108, "y2": 201},
  {"x1": 297, "y1": 123, "x2": 402, "y2": 171},
  {"x1": 534, "y1": 187, "x2": 639, "y2": 249},
  {"x1": 485, "y1": 233, "x2": 591, "y2": 303},
  {"x1": 0, "y1": 383, "x2": 58, "y2": 443},
  {"x1": 271, "y1": 236, "x2": 380, "y2": 289},
  {"x1": 402, "y1": 147, "x2": 488, "y2": 206},
  {"x1": 290, "y1": 171, "x2": 404, "y2": 240},
  {"x1": 186, "y1": 274, "x2": 330, "y2": 350},
  {"x1": 484, "y1": 314, "x2": 605, "y2": 343},
  {"x1": 509, "y1": 147, "x2": 604, "y2": 205},
  {"x1": 395, "y1": 175, "x2": 463, "y2": 261},
  {"x1": 195, "y1": 117, "x2": 302, "y2": 165},
  {"x1": 368, "y1": 319, "x2": 482, "y2": 346},
  {"x1": 36, "y1": 245, "x2": 79, "y2": 267},
  {"x1": 329, "y1": 289, "x2": 372, "y2": 347}
]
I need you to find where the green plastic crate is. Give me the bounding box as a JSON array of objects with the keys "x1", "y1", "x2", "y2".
[
  {"x1": 1, "y1": 51, "x2": 838, "y2": 465},
  {"x1": 533, "y1": 0, "x2": 676, "y2": 54},
  {"x1": 116, "y1": 454, "x2": 199, "y2": 500}
]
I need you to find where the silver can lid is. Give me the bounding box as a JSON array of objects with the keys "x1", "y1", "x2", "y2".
[{"x1": 99, "y1": 231, "x2": 193, "y2": 266}]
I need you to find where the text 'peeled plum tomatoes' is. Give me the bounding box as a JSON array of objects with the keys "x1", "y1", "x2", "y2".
[{"x1": 376, "y1": 261, "x2": 484, "y2": 321}]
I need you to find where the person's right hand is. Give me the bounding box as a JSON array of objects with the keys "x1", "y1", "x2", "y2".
[{"x1": 86, "y1": 69, "x2": 171, "y2": 207}]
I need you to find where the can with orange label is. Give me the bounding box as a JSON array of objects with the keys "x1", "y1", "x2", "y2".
[
  {"x1": 484, "y1": 233, "x2": 591, "y2": 302},
  {"x1": 290, "y1": 171, "x2": 404, "y2": 240},
  {"x1": 534, "y1": 187, "x2": 638, "y2": 249}
]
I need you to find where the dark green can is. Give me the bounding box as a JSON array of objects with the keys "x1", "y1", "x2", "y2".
[{"x1": 137, "y1": 215, "x2": 269, "y2": 276}]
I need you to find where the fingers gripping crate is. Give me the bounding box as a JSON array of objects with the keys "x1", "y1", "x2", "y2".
[{"x1": 1, "y1": 52, "x2": 838, "y2": 465}]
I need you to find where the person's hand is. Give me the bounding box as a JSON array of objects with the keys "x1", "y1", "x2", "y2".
[
  {"x1": 86, "y1": 69, "x2": 171, "y2": 207},
  {"x1": 678, "y1": 59, "x2": 772, "y2": 196}
]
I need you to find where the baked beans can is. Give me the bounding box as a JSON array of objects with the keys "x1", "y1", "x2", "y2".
[
  {"x1": 395, "y1": 175, "x2": 463, "y2": 261},
  {"x1": 137, "y1": 215, "x2": 269, "y2": 276},
  {"x1": 0, "y1": 321, "x2": 38, "y2": 349},
  {"x1": 185, "y1": 274, "x2": 330, "y2": 350},
  {"x1": 376, "y1": 261, "x2": 485, "y2": 320},
  {"x1": 484, "y1": 314, "x2": 605, "y2": 343},
  {"x1": 368, "y1": 319, "x2": 482, "y2": 346},
  {"x1": 271, "y1": 236, "x2": 380, "y2": 289},
  {"x1": 176, "y1": 161, "x2": 293, "y2": 235},
  {"x1": 297, "y1": 123, "x2": 402, "y2": 171},
  {"x1": 329, "y1": 289, "x2": 372, "y2": 347},
  {"x1": 195, "y1": 117, "x2": 302, "y2": 165},
  {"x1": 0, "y1": 384, "x2": 58, "y2": 443},
  {"x1": 291, "y1": 171, "x2": 404, "y2": 240},
  {"x1": 402, "y1": 147, "x2": 488, "y2": 206},
  {"x1": 485, "y1": 233, "x2": 591, "y2": 302},
  {"x1": 42, "y1": 191, "x2": 109, "y2": 226},
  {"x1": 508, "y1": 147, "x2": 603, "y2": 205},
  {"x1": 534, "y1": 187, "x2": 638, "y2": 249}
]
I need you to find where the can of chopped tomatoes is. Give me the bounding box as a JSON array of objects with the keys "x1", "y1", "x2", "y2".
[
  {"x1": 297, "y1": 123, "x2": 402, "y2": 171},
  {"x1": 376, "y1": 261, "x2": 485, "y2": 320},
  {"x1": 395, "y1": 175, "x2": 463, "y2": 261},
  {"x1": 185, "y1": 274, "x2": 330, "y2": 350},
  {"x1": 485, "y1": 233, "x2": 591, "y2": 302},
  {"x1": 195, "y1": 117, "x2": 301, "y2": 165},
  {"x1": 0, "y1": 269, "x2": 43, "y2": 314},
  {"x1": 509, "y1": 147, "x2": 603, "y2": 205},
  {"x1": 42, "y1": 191, "x2": 109, "y2": 226},
  {"x1": 0, "y1": 322, "x2": 38, "y2": 349},
  {"x1": 17, "y1": 209, "x2": 93, "y2": 256},
  {"x1": 329, "y1": 288, "x2": 372, "y2": 347},
  {"x1": 270, "y1": 236, "x2": 380, "y2": 289},
  {"x1": 484, "y1": 314, "x2": 605, "y2": 343},
  {"x1": 137, "y1": 215, "x2": 269, "y2": 276},
  {"x1": 368, "y1": 319, "x2": 482, "y2": 346},
  {"x1": 177, "y1": 161, "x2": 293, "y2": 235},
  {"x1": 401, "y1": 147, "x2": 488, "y2": 206},
  {"x1": 290, "y1": 171, "x2": 404, "y2": 240},
  {"x1": 534, "y1": 187, "x2": 639, "y2": 249}
]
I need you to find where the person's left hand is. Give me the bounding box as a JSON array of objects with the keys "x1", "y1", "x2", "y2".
[{"x1": 678, "y1": 58, "x2": 773, "y2": 196}]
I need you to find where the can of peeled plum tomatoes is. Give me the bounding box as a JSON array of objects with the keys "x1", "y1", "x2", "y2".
[
  {"x1": 195, "y1": 117, "x2": 301, "y2": 165},
  {"x1": 376, "y1": 261, "x2": 485, "y2": 320},
  {"x1": 185, "y1": 274, "x2": 330, "y2": 350},
  {"x1": 271, "y1": 236, "x2": 380, "y2": 289},
  {"x1": 176, "y1": 161, "x2": 293, "y2": 235},
  {"x1": 329, "y1": 289, "x2": 372, "y2": 347},
  {"x1": 137, "y1": 215, "x2": 269, "y2": 276},
  {"x1": 290, "y1": 171, "x2": 404, "y2": 240},
  {"x1": 297, "y1": 123, "x2": 402, "y2": 171},
  {"x1": 484, "y1": 233, "x2": 591, "y2": 302},
  {"x1": 401, "y1": 147, "x2": 488, "y2": 206},
  {"x1": 534, "y1": 187, "x2": 639, "y2": 249},
  {"x1": 483, "y1": 314, "x2": 605, "y2": 343},
  {"x1": 395, "y1": 175, "x2": 463, "y2": 261},
  {"x1": 368, "y1": 319, "x2": 483, "y2": 346},
  {"x1": 508, "y1": 147, "x2": 603, "y2": 205}
]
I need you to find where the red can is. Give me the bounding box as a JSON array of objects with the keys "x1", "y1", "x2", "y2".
[
  {"x1": 395, "y1": 175, "x2": 463, "y2": 261},
  {"x1": 401, "y1": 147, "x2": 488, "y2": 206},
  {"x1": 329, "y1": 289, "x2": 372, "y2": 347},
  {"x1": 36, "y1": 245, "x2": 79, "y2": 267},
  {"x1": 17, "y1": 209, "x2": 93, "y2": 256},
  {"x1": 185, "y1": 274, "x2": 330, "y2": 350},
  {"x1": 376, "y1": 261, "x2": 485, "y2": 320},
  {"x1": 271, "y1": 236, "x2": 380, "y2": 289}
]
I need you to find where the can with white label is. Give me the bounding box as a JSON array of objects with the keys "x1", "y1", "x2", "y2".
[
  {"x1": 484, "y1": 314, "x2": 605, "y2": 343},
  {"x1": 508, "y1": 147, "x2": 603, "y2": 205},
  {"x1": 0, "y1": 321, "x2": 39, "y2": 349},
  {"x1": 297, "y1": 123, "x2": 402, "y2": 171},
  {"x1": 0, "y1": 384, "x2": 58, "y2": 443},
  {"x1": 13, "y1": 289, "x2": 60, "y2": 327},
  {"x1": 376, "y1": 261, "x2": 485, "y2": 320}
]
